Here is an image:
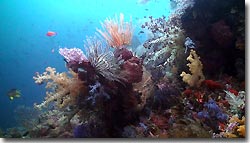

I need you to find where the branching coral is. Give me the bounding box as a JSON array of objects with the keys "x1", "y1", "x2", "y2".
[
  {"x1": 180, "y1": 49, "x2": 205, "y2": 87},
  {"x1": 96, "y1": 13, "x2": 133, "y2": 48},
  {"x1": 33, "y1": 67, "x2": 85, "y2": 109}
]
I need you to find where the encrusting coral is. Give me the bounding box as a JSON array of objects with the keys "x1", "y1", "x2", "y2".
[
  {"x1": 33, "y1": 67, "x2": 85, "y2": 109},
  {"x1": 180, "y1": 49, "x2": 205, "y2": 87}
]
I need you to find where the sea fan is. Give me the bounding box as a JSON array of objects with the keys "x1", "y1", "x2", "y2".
[{"x1": 84, "y1": 36, "x2": 125, "y2": 83}]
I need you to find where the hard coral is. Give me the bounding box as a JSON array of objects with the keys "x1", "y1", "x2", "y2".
[
  {"x1": 180, "y1": 49, "x2": 205, "y2": 87},
  {"x1": 33, "y1": 67, "x2": 85, "y2": 109}
]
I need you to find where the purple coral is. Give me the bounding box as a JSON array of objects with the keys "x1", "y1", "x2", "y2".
[
  {"x1": 184, "y1": 37, "x2": 196, "y2": 53},
  {"x1": 59, "y1": 47, "x2": 88, "y2": 64},
  {"x1": 197, "y1": 99, "x2": 228, "y2": 131},
  {"x1": 198, "y1": 99, "x2": 228, "y2": 122}
]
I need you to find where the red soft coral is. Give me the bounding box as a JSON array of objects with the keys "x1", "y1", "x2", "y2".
[
  {"x1": 121, "y1": 57, "x2": 143, "y2": 83},
  {"x1": 202, "y1": 80, "x2": 224, "y2": 90}
]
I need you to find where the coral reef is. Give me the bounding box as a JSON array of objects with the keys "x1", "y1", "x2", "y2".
[
  {"x1": 4, "y1": 0, "x2": 244, "y2": 139},
  {"x1": 180, "y1": 0, "x2": 245, "y2": 77}
]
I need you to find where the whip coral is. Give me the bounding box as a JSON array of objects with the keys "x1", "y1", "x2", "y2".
[
  {"x1": 97, "y1": 13, "x2": 133, "y2": 48},
  {"x1": 33, "y1": 67, "x2": 85, "y2": 109}
]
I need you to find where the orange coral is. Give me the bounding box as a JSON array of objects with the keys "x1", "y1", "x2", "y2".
[
  {"x1": 33, "y1": 67, "x2": 85, "y2": 109},
  {"x1": 223, "y1": 115, "x2": 245, "y2": 138},
  {"x1": 96, "y1": 13, "x2": 133, "y2": 48},
  {"x1": 237, "y1": 125, "x2": 245, "y2": 137}
]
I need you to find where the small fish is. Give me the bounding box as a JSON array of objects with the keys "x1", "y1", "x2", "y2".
[
  {"x1": 138, "y1": 31, "x2": 144, "y2": 34},
  {"x1": 46, "y1": 31, "x2": 57, "y2": 37},
  {"x1": 7, "y1": 89, "x2": 21, "y2": 100},
  {"x1": 51, "y1": 48, "x2": 55, "y2": 53}
]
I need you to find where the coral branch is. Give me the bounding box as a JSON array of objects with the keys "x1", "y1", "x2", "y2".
[
  {"x1": 180, "y1": 50, "x2": 205, "y2": 87},
  {"x1": 33, "y1": 67, "x2": 85, "y2": 109}
]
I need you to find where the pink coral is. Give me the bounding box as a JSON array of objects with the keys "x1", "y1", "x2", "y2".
[{"x1": 59, "y1": 47, "x2": 88, "y2": 64}]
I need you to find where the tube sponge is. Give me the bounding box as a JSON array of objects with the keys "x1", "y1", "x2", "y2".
[{"x1": 180, "y1": 49, "x2": 205, "y2": 87}]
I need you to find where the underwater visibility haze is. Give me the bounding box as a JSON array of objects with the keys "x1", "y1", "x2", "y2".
[{"x1": 0, "y1": 0, "x2": 246, "y2": 138}]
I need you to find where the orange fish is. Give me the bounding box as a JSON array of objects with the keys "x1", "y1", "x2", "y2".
[{"x1": 46, "y1": 31, "x2": 56, "y2": 37}]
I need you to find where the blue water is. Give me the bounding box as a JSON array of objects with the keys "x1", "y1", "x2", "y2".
[{"x1": 0, "y1": 0, "x2": 172, "y2": 130}]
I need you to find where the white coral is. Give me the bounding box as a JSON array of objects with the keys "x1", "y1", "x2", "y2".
[{"x1": 224, "y1": 90, "x2": 245, "y2": 113}]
